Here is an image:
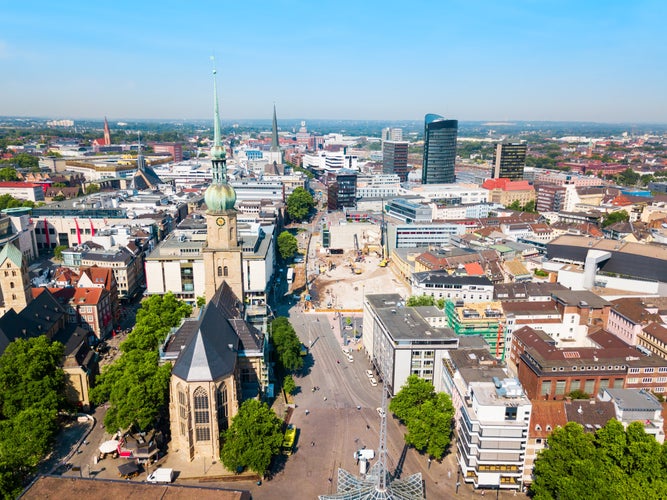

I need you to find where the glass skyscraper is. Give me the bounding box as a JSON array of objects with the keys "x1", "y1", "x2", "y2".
[{"x1": 422, "y1": 114, "x2": 457, "y2": 184}]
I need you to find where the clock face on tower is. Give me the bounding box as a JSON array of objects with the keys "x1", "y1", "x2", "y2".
[{"x1": 216, "y1": 217, "x2": 226, "y2": 227}]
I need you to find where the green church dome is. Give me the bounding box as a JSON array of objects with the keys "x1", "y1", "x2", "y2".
[{"x1": 205, "y1": 182, "x2": 236, "y2": 212}]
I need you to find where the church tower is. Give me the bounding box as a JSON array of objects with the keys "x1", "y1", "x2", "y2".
[
  {"x1": 103, "y1": 116, "x2": 111, "y2": 145},
  {"x1": 202, "y1": 65, "x2": 244, "y2": 303}
]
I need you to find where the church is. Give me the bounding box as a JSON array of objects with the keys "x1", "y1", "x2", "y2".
[{"x1": 168, "y1": 67, "x2": 268, "y2": 462}]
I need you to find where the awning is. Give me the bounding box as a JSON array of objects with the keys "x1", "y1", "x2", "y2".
[{"x1": 99, "y1": 440, "x2": 119, "y2": 454}]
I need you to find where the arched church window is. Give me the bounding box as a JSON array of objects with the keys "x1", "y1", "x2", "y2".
[
  {"x1": 217, "y1": 266, "x2": 222, "y2": 277},
  {"x1": 194, "y1": 387, "x2": 211, "y2": 441},
  {"x1": 217, "y1": 383, "x2": 229, "y2": 430},
  {"x1": 223, "y1": 266, "x2": 229, "y2": 277}
]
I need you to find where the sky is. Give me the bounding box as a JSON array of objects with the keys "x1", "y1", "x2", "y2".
[{"x1": 1, "y1": 0, "x2": 666, "y2": 123}]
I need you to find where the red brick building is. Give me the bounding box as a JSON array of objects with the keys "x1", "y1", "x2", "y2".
[{"x1": 512, "y1": 326, "x2": 667, "y2": 400}]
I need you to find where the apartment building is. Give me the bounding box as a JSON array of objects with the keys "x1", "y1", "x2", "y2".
[{"x1": 362, "y1": 293, "x2": 458, "y2": 395}]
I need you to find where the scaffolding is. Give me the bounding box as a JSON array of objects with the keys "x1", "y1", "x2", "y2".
[{"x1": 444, "y1": 300, "x2": 506, "y2": 360}]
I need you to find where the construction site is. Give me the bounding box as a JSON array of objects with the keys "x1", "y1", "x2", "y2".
[{"x1": 289, "y1": 219, "x2": 407, "y2": 311}]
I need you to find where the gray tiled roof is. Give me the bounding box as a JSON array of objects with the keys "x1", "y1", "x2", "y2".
[{"x1": 171, "y1": 282, "x2": 241, "y2": 382}]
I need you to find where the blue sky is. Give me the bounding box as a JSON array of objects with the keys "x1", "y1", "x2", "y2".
[{"x1": 1, "y1": 0, "x2": 665, "y2": 122}]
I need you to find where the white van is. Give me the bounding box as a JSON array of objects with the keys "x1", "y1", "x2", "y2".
[{"x1": 147, "y1": 468, "x2": 174, "y2": 484}]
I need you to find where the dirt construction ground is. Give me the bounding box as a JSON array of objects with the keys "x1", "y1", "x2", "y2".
[{"x1": 308, "y1": 251, "x2": 409, "y2": 310}]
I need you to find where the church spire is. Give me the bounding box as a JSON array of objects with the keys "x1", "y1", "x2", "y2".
[
  {"x1": 103, "y1": 116, "x2": 111, "y2": 145},
  {"x1": 204, "y1": 58, "x2": 236, "y2": 213},
  {"x1": 270, "y1": 103, "x2": 280, "y2": 152}
]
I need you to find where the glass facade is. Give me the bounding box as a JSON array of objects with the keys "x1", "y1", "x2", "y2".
[
  {"x1": 422, "y1": 114, "x2": 457, "y2": 184},
  {"x1": 491, "y1": 142, "x2": 527, "y2": 180}
]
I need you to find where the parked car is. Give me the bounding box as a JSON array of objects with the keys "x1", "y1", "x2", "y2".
[
  {"x1": 370, "y1": 377, "x2": 378, "y2": 387},
  {"x1": 376, "y1": 407, "x2": 386, "y2": 418},
  {"x1": 365, "y1": 370, "x2": 374, "y2": 378}
]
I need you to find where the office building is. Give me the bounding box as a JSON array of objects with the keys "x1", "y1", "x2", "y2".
[
  {"x1": 382, "y1": 141, "x2": 409, "y2": 182},
  {"x1": 491, "y1": 142, "x2": 527, "y2": 180},
  {"x1": 422, "y1": 114, "x2": 457, "y2": 184},
  {"x1": 327, "y1": 170, "x2": 357, "y2": 210},
  {"x1": 382, "y1": 127, "x2": 403, "y2": 142},
  {"x1": 362, "y1": 293, "x2": 458, "y2": 395}
]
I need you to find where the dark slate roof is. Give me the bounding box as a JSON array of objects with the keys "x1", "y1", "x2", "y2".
[
  {"x1": 564, "y1": 400, "x2": 616, "y2": 432},
  {"x1": 229, "y1": 318, "x2": 263, "y2": 354},
  {"x1": 171, "y1": 283, "x2": 241, "y2": 382},
  {"x1": 412, "y1": 271, "x2": 493, "y2": 287}
]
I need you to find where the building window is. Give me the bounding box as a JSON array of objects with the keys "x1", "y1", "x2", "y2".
[
  {"x1": 505, "y1": 407, "x2": 517, "y2": 421},
  {"x1": 223, "y1": 266, "x2": 229, "y2": 277},
  {"x1": 584, "y1": 379, "x2": 595, "y2": 394},
  {"x1": 217, "y1": 383, "x2": 229, "y2": 430},
  {"x1": 555, "y1": 380, "x2": 566, "y2": 395},
  {"x1": 9, "y1": 282, "x2": 14, "y2": 289},
  {"x1": 541, "y1": 380, "x2": 551, "y2": 395},
  {"x1": 217, "y1": 266, "x2": 222, "y2": 277},
  {"x1": 193, "y1": 387, "x2": 210, "y2": 441},
  {"x1": 178, "y1": 391, "x2": 188, "y2": 421},
  {"x1": 629, "y1": 368, "x2": 640, "y2": 374},
  {"x1": 642, "y1": 377, "x2": 653, "y2": 384}
]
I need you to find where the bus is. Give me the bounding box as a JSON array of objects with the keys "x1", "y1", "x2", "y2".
[
  {"x1": 286, "y1": 268, "x2": 294, "y2": 283},
  {"x1": 282, "y1": 425, "x2": 297, "y2": 455}
]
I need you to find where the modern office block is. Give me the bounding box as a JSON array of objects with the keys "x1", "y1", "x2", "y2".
[
  {"x1": 422, "y1": 114, "x2": 457, "y2": 184},
  {"x1": 492, "y1": 142, "x2": 527, "y2": 180}
]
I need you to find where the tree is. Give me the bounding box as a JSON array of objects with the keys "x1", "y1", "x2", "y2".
[
  {"x1": 404, "y1": 393, "x2": 454, "y2": 458},
  {"x1": 196, "y1": 295, "x2": 206, "y2": 308},
  {"x1": 86, "y1": 183, "x2": 101, "y2": 194},
  {"x1": 531, "y1": 419, "x2": 667, "y2": 499},
  {"x1": 282, "y1": 374, "x2": 297, "y2": 395},
  {"x1": 53, "y1": 245, "x2": 67, "y2": 261},
  {"x1": 602, "y1": 210, "x2": 630, "y2": 228},
  {"x1": 0, "y1": 336, "x2": 66, "y2": 498},
  {"x1": 277, "y1": 231, "x2": 298, "y2": 260},
  {"x1": 286, "y1": 187, "x2": 314, "y2": 222},
  {"x1": 389, "y1": 375, "x2": 454, "y2": 459},
  {"x1": 270, "y1": 317, "x2": 304, "y2": 372},
  {"x1": 406, "y1": 295, "x2": 435, "y2": 307},
  {"x1": 0, "y1": 167, "x2": 17, "y2": 182},
  {"x1": 91, "y1": 293, "x2": 191, "y2": 431},
  {"x1": 568, "y1": 389, "x2": 590, "y2": 399},
  {"x1": 221, "y1": 399, "x2": 283, "y2": 477}
]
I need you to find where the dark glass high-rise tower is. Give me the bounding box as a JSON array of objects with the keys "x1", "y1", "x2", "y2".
[
  {"x1": 491, "y1": 141, "x2": 527, "y2": 180},
  {"x1": 422, "y1": 114, "x2": 457, "y2": 184}
]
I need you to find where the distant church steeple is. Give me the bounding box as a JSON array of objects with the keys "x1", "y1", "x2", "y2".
[
  {"x1": 103, "y1": 116, "x2": 111, "y2": 145},
  {"x1": 270, "y1": 103, "x2": 280, "y2": 153}
]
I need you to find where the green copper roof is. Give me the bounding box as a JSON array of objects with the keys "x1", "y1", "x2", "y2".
[
  {"x1": 205, "y1": 59, "x2": 236, "y2": 212},
  {"x1": 0, "y1": 243, "x2": 23, "y2": 268}
]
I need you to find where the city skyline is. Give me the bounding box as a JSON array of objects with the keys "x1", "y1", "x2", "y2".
[{"x1": 1, "y1": 1, "x2": 666, "y2": 123}]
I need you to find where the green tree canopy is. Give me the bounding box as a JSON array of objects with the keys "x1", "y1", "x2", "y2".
[
  {"x1": 91, "y1": 293, "x2": 191, "y2": 431},
  {"x1": 406, "y1": 295, "x2": 435, "y2": 307},
  {"x1": 270, "y1": 317, "x2": 304, "y2": 372},
  {"x1": 282, "y1": 374, "x2": 297, "y2": 395},
  {"x1": 221, "y1": 399, "x2": 283, "y2": 477},
  {"x1": 531, "y1": 419, "x2": 667, "y2": 499},
  {"x1": 0, "y1": 336, "x2": 67, "y2": 498},
  {"x1": 0, "y1": 153, "x2": 39, "y2": 170},
  {"x1": 286, "y1": 187, "x2": 314, "y2": 222},
  {"x1": 277, "y1": 231, "x2": 298, "y2": 260},
  {"x1": 389, "y1": 375, "x2": 454, "y2": 459},
  {"x1": 0, "y1": 167, "x2": 18, "y2": 182},
  {"x1": 602, "y1": 209, "x2": 630, "y2": 228},
  {"x1": 0, "y1": 193, "x2": 35, "y2": 210}
]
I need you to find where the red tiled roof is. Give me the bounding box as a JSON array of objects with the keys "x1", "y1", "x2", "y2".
[
  {"x1": 0, "y1": 181, "x2": 41, "y2": 188},
  {"x1": 464, "y1": 262, "x2": 485, "y2": 276},
  {"x1": 71, "y1": 287, "x2": 104, "y2": 305},
  {"x1": 530, "y1": 401, "x2": 567, "y2": 439}
]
